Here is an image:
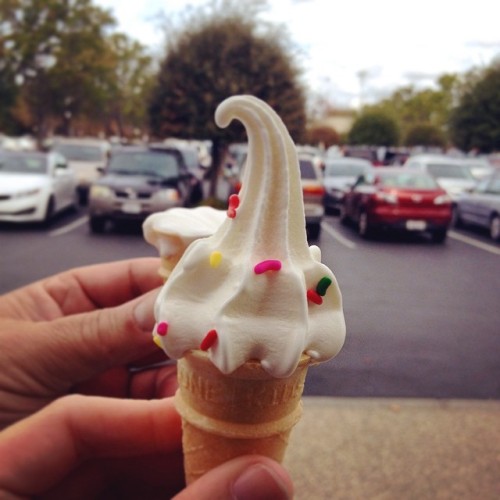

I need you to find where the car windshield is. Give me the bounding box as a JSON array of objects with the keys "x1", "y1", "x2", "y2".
[
  {"x1": 299, "y1": 159, "x2": 318, "y2": 179},
  {"x1": 324, "y1": 163, "x2": 367, "y2": 177},
  {"x1": 378, "y1": 172, "x2": 439, "y2": 189},
  {"x1": 427, "y1": 163, "x2": 473, "y2": 179},
  {"x1": 108, "y1": 151, "x2": 179, "y2": 178},
  {"x1": 0, "y1": 153, "x2": 48, "y2": 174},
  {"x1": 54, "y1": 143, "x2": 104, "y2": 161}
]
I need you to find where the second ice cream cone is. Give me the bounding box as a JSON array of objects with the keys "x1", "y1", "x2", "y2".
[{"x1": 174, "y1": 350, "x2": 311, "y2": 484}]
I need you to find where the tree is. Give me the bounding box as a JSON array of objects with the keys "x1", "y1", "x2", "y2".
[
  {"x1": 404, "y1": 123, "x2": 446, "y2": 148},
  {"x1": 449, "y1": 63, "x2": 500, "y2": 153},
  {"x1": 306, "y1": 125, "x2": 340, "y2": 148},
  {"x1": 148, "y1": 1, "x2": 306, "y2": 197},
  {"x1": 348, "y1": 112, "x2": 400, "y2": 146}
]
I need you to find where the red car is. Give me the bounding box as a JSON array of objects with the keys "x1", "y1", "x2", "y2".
[{"x1": 340, "y1": 168, "x2": 453, "y2": 242}]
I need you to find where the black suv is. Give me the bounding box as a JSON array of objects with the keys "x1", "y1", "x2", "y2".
[{"x1": 88, "y1": 145, "x2": 203, "y2": 233}]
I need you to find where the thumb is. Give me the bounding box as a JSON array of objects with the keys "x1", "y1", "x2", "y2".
[
  {"x1": 37, "y1": 289, "x2": 160, "y2": 386},
  {"x1": 173, "y1": 455, "x2": 293, "y2": 500}
]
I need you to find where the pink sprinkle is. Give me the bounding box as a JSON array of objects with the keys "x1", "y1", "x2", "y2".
[
  {"x1": 200, "y1": 329, "x2": 218, "y2": 351},
  {"x1": 156, "y1": 321, "x2": 168, "y2": 336},
  {"x1": 254, "y1": 259, "x2": 282, "y2": 274},
  {"x1": 307, "y1": 289, "x2": 323, "y2": 305},
  {"x1": 227, "y1": 207, "x2": 237, "y2": 218}
]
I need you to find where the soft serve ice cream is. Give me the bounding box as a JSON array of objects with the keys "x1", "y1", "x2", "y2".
[{"x1": 153, "y1": 95, "x2": 346, "y2": 377}]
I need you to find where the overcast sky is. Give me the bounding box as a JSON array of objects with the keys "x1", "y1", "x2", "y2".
[{"x1": 96, "y1": 0, "x2": 500, "y2": 108}]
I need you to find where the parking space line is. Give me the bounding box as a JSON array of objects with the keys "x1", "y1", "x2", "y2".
[
  {"x1": 49, "y1": 216, "x2": 89, "y2": 237},
  {"x1": 449, "y1": 230, "x2": 500, "y2": 255},
  {"x1": 321, "y1": 221, "x2": 357, "y2": 249}
]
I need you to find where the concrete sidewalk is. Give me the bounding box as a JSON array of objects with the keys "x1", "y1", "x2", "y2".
[{"x1": 285, "y1": 397, "x2": 500, "y2": 500}]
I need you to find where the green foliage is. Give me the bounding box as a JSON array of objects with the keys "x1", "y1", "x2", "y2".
[
  {"x1": 348, "y1": 112, "x2": 400, "y2": 146},
  {"x1": 148, "y1": 3, "x2": 306, "y2": 144},
  {"x1": 448, "y1": 63, "x2": 500, "y2": 153},
  {"x1": 0, "y1": 0, "x2": 153, "y2": 138},
  {"x1": 404, "y1": 123, "x2": 446, "y2": 148}
]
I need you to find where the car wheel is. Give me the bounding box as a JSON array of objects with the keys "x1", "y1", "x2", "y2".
[
  {"x1": 307, "y1": 222, "x2": 321, "y2": 241},
  {"x1": 431, "y1": 229, "x2": 447, "y2": 244},
  {"x1": 43, "y1": 196, "x2": 55, "y2": 226},
  {"x1": 357, "y1": 211, "x2": 373, "y2": 239},
  {"x1": 489, "y1": 215, "x2": 500, "y2": 241},
  {"x1": 452, "y1": 205, "x2": 464, "y2": 228},
  {"x1": 339, "y1": 205, "x2": 350, "y2": 225},
  {"x1": 90, "y1": 216, "x2": 106, "y2": 234}
]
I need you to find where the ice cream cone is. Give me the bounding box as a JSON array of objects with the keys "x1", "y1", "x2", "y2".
[{"x1": 174, "y1": 350, "x2": 312, "y2": 484}]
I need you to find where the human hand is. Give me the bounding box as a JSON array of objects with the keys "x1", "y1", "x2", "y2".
[
  {"x1": 0, "y1": 258, "x2": 177, "y2": 429},
  {"x1": 0, "y1": 395, "x2": 293, "y2": 499}
]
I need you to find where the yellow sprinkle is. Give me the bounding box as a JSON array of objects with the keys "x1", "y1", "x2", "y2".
[
  {"x1": 153, "y1": 335, "x2": 163, "y2": 349},
  {"x1": 209, "y1": 251, "x2": 222, "y2": 268}
]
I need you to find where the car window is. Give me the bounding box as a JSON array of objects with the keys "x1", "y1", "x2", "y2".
[
  {"x1": 486, "y1": 177, "x2": 500, "y2": 194},
  {"x1": 427, "y1": 163, "x2": 473, "y2": 179},
  {"x1": 54, "y1": 143, "x2": 105, "y2": 161},
  {"x1": 0, "y1": 153, "x2": 47, "y2": 174},
  {"x1": 299, "y1": 159, "x2": 318, "y2": 180},
  {"x1": 379, "y1": 173, "x2": 438, "y2": 189},
  {"x1": 324, "y1": 163, "x2": 367, "y2": 177},
  {"x1": 108, "y1": 151, "x2": 180, "y2": 178}
]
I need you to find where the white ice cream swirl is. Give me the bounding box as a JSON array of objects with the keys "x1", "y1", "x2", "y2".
[{"x1": 153, "y1": 95, "x2": 346, "y2": 377}]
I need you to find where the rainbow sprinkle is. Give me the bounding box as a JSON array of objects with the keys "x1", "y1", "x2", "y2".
[
  {"x1": 210, "y1": 251, "x2": 222, "y2": 268},
  {"x1": 254, "y1": 259, "x2": 282, "y2": 274},
  {"x1": 307, "y1": 289, "x2": 323, "y2": 305},
  {"x1": 156, "y1": 321, "x2": 168, "y2": 336},
  {"x1": 316, "y1": 276, "x2": 332, "y2": 296},
  {"x1": 200, "y1": 329, "x2": 218, "y2": 351},
  {"x1": 153, "y1": 336, "x2": 163, "y2": 348},
  {"x1": 227, "y1": 194, "x2": 240, "y2": 218}
]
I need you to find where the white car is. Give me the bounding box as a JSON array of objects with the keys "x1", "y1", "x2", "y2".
[
  {"x1": 404, "y1": 154, "x2": 476, "y2": 200},
  {"x1": 0, "y1": 150, "x2": 78, "y2": 223}
]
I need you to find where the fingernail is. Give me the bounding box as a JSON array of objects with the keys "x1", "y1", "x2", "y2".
[
  {"x1": 133, "y1": 291, "x2": 158, "y2": 332},
  {"x1": 232, "y1": 464, "x2": 292, "y2": 500}
]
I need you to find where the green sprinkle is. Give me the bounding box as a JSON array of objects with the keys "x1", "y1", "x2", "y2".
[{"x1": 316, "y1": 276, "x2": 332, "y2": 296}]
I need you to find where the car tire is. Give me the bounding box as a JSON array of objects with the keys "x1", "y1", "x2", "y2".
[
  {"x1": 489, "y1": 215, "x2": 500, "y2": 241},
  {"x1": 43, "y1": 196, "x2": 55, "y2": 226},
  {"x1": 307, "y1": 222, "x2": 321, "y2": 241},
  {"x1": 339, "y1": 205, "x2": 350, "y2": 225},
  {"x1": 90, "y1": 216, "x2": 106, "y2": 234},
  {"x1": 431, "y1": 229, "x2": 447, "y2": 244},
  {"x1": 452, "y1": 205, "x2": 464, "y2": 228},
  {"x1": 357, "y1": 211, "x2": 373, "y2": 239}
]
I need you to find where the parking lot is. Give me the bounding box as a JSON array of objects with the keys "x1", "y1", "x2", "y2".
[{"x1": 1, "y1": 208, "x2": 499, "y2": 400}]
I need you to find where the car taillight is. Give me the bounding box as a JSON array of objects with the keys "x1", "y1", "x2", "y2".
[{"x1": 302, "y1": 185, "x2": 325, "y2": 196}]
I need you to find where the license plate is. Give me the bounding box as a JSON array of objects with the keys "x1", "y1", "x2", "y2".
[
  {"x1": 121, "y1": 201, "x2": 141, "y2": 214},
  {"x1": 406, "y1": 220, "x2": 426, "y2": 230}
]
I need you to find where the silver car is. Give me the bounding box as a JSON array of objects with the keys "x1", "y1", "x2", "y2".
[
  {"x1": 454, "y1": 171, "x2": 500, "y2": 241},
  {"x1": 404, "y1": 154, "x2": 476, "y2": 200}
]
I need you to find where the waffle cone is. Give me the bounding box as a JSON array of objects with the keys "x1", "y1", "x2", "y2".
[{"x1": 174, "y1": 350, "x2": 311, "y2": 484}]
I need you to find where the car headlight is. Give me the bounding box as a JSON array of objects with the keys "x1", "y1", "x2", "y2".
[
  {"x1": 90, "y1": 185, "x2": 113, "y2": 198},
  {"x1": 434, "y1": 194, "x2": 452, "y2": 205},
  {"x1": 13, "y1": 188, "x2": 41, "y2": 198},
  {"x1": 155, "y1": 188, "x2": 180, "y2": 202}
]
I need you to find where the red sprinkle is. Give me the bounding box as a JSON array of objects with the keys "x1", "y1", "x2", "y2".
[
  {"x1": 254, "y1": 259, "x2": 282, "y2": 274},
  {"x1": 228, "y1": 194, "x2": 240, "y2": 209},
  {"x1": 156, "y1": 321, "x2": 168, "y2": 336},
  {"x1": 200, "y1": 329, "x2": 218, "y2": 351},
  {"x1": 307, "y1": 289, "x2": 323, "y2": 305},
  {"x1": 227, "y1": 194, "x2": 240, "y2": 218}
]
